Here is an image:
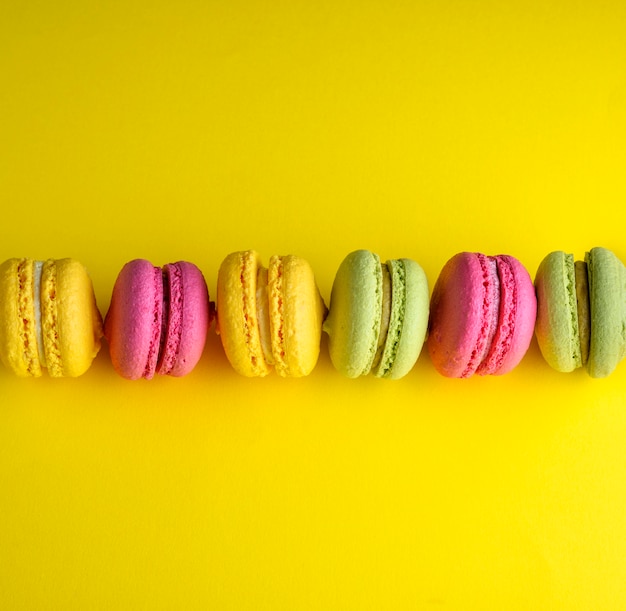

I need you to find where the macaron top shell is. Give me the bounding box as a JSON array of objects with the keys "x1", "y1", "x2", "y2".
[
  {"x1": 217, "y1": 251, "x2": 271, "y2": 377},
  {"x1": 534, "y1": 251, "x2": 580, "y2": 373},
  {"x1": 428, "y1": 252, "x2": 493, "y2": 378},
  {"x1": 428, "y1": 252, "x2": 536, "y2": 378},
  {"x1": 0, "y1": 257, "x2": 103, "y2": 377},
  {"x1": 323, "y1": 250, "x2": 383, "y2": 378},
  {"x1": 105, "y1": 259, "x2": 162, "y2": 380}
]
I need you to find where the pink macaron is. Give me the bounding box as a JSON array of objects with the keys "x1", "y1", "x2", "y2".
[
  {"x1": 104, "y1": 259, "x2": 211, "y2": 380},
  {"x1": 427, "y1": 252, "x2": 537, "y2": 378}
]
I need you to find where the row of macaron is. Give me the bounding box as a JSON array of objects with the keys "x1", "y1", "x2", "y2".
[{"x1": 0, "y1": 247, "x2": 623, "y2": 380}]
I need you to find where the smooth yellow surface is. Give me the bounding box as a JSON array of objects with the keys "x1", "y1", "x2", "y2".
[{"x1": 1, "y1": 1, "x2": 626, "y2": 609}]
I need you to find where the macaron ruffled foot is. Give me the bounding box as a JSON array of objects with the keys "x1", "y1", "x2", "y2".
[
  {"x1": 0, "y1": 257, "x2": 103, "y2": 377},
  {"x1": 427, "y1": 252, "x2": 536, "y2": 378},
  {"x1": 323, "y1": 250, "x2": 429, "y2": 379},
  {"x1": 534, "y1": 247, "x2": 626, "y2": 378},
  {"x1": 216, "y1": 250, "x2": 327, "y2": 377},
  {"x1": 104, "y1": 259, "x2": 211, "y2": 380}
]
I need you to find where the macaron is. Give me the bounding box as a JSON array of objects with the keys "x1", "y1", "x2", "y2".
[
  {"x1": 427, "y1": 252, "x2": 537, "y2": 378},
  {"x1": 216, "y1": 250, "x2": 327, "y2": 377},
  {"x1": 323, "y1": 250, "x2": 429, "y2": 379},
  {"x1": 534, "y1": 247, "x2": 626, "y2": 378},
  {"x1": 0, "y1": 258, "x2": 103, "y2": 377},
  {"x1": 104, "y1": 259, "x2": 210, "y2": 380}
]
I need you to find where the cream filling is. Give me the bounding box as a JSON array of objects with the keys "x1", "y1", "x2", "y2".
[
  {"x1": 372, "y1": 263, "x2": 392, "y2": 370},
  {"x1": 269, "y1": 256, "x2": 287, "y2": 375},
  {"x1": 256, "y1": 267, "x2": 274, "y2": 365},
  {"x1": 32, "y1": 260, "x2": 46, "y2": 368},
  {"x1": 574, "y1": 260, "x2": 590, "y2": 366}
]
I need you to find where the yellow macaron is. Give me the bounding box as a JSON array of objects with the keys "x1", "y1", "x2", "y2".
[
  {"x1": 0, "y1": 258, "x2": 103, "y2": 377},
  {"x1": 216, "y1": 250, "x2": 327, "y2": 377}
]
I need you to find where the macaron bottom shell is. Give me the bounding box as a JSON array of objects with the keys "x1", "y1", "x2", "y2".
[{"x1": 585, "y1": 247, "x2": 626, "y2": 378}]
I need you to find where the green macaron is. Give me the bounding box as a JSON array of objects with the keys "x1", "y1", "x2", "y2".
[
  {"x1": 323, "y1": 250, "x2": 429, "y2": 379},
  {"x1": 534, "y1": 247, "x2": 626, "y2": 378}
]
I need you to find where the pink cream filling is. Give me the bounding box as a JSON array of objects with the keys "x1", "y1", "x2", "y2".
[{"x1": 157, "y1": 263, "x2": 184, "y2": 375}]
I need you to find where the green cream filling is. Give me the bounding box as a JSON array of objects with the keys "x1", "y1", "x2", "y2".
[
  {"x1": 364, "y1": 255, "x2": 383, "y2": 375},
  {"x1": 564, "y1": 253, "x2": 582, "y2": 367}
]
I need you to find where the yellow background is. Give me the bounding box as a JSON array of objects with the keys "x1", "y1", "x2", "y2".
[{"x1": 2, "y1": 1, "x2": 626, "y2": 609}]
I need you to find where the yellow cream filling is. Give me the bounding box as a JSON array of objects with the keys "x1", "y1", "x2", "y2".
[{"x1": 256, "y1": 266, "x2": 274, "y2": 366}]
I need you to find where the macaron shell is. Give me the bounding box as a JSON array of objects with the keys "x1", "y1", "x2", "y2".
[
  {"x1": 270, "y1": 254, "x2": 326, "y2": 377},
  {"x1": 159, "y1": 261, "x2": 209, "y2": 377},
  {"x1": 323, "y1": 250, "x2": 383, "y2": 378},
  {"x1": 585, "y1": 247, "x2": 626, "y2": 378},
  {"x1": 216, "y1": 250, "x2": 270, "y2": 377},
  {"x1": 50, "y1": 258, "x2": 103, "y2": 377},
  {"x1": 428, "y1": 252, "x2": 497, "y2": 378},
  {"x1": 104, "y1": 259, "x2": 162, "y2": 380},
  {"x1": 374, "y1": 258, "x2": 429, "y2": 380},
  {"x1": 534, "y1": 251, "x2": 580, "y2": 372},
  {"x1": 0, "y1": 258, "x2": 42, "y2": 377}
]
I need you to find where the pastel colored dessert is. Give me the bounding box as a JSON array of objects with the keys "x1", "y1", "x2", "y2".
[
  {"x1": 0, "y1": 258, "x2": 103, "y2": 377},
  {"x1": 534, "y1": 247, "x2": 626, "y2": 378},
  {"x1": 104, "y1": 259, "x2": 210, "y2": 380},
  {"x1": 216, "y1": 250, "x2": 327, "y2": 377},
  {"x1": 323, "y1": 250, "x2": 429, "y2": 379},
  {"x1": 427, "y1": 252, "x2": 537, "y2": 378}
]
